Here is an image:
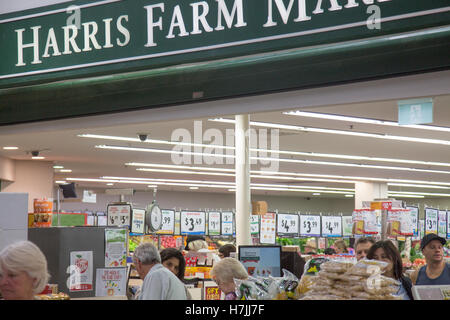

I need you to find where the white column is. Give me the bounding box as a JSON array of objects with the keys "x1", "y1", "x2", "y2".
[
  {"x1": 354, "y1": 181, "x2": 388, "y2": 209},
  {"x1": 235, "y1": 114, "x2": 252, "y2": 247}
]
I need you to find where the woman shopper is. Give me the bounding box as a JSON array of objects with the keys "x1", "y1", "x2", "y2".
[
  {"x1": 160, "y1": 247, "x2": 192, "y2": 299},
  {"x1": 210, "y1": 257, "x2": 248, "y2": 300},
  {"x1": 0, "y1": 240, "x2": 49, "y2": 300},
  {"x1": 366, "y1": 240, "x2": 414, "y2": 300}
]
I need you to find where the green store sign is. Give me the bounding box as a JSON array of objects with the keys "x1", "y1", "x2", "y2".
[{"x1": 1, "y1": 0, "x2": 449, "y2": 88}]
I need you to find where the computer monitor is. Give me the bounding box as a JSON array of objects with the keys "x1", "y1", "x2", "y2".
[
  {"x1": 59, "y1": 182, "x2": 77, "y2": 198},
  {"x1": 238, "y1": 245, "x2": 281, "y2": 277}
]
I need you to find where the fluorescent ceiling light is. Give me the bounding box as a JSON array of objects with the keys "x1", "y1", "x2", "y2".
[
  {"x1": 3, "y1": 146, "x2": 18, "y2": 150},
  {"x1": 313, "y1": 193, "x2": 321, "y2": 196},
  {"x1": 388, "y1": 191, "x2": 450, "y2": 197},
  {"x1": 209, "y1": 118, "x2": 450, "y2": 146},
  {"x1": 345, "y1": 194, "x2": 354, "y2": 198},
  {"x1": 106, "y1": 183, "x2": 114, "y2": 186},
  {"x1": 59, "y1": 169, "x2": 72, "y2": 173},
  {"x1": 55, "y1": 180, "x2": 67, "y2": 184},
  {"x1": 31, "y1": 156, "x2": 45, "y2": 160},
  {"x1": 53, "y1": 165, "x2": 64, "y2": 169},
  {"x1": 189, "y1": 187, "x2": 199, "y2": 190},
  {"x1": 85, "y1": 135, "x2": 450, "y2": 168},
  {"x1": 388, "y1": 183, "x2": 450, "y2": 190},
  {"x1": 388, "y1": 194, "x2": 426, "y2": 198},
  {"x1": 284, "y1": 111, "x2": 450, "y2": 133}
]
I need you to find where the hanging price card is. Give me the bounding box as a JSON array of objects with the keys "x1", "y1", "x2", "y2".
[
  {"x1": 438, "y1": 210, "x2": 447, "y2": 239},
  {"x1": 447, "y1": 211, "x2": 450, "y2": 239},
  {"x1": 208, "y1": 212, "x2": 221, "y2": 236},
  {"x1": 260, "y1": 213, "x2": 276, "y2": 244},
  {"x1": 363, "y1": 209, "x2": 379, "y2": 235},
  {"x1": 425, "y1": 208, "x2": 438, "y2": 235},
  {"x1": 181, "y1": 211, "x2": 206, "y2": 235},
  {"x1": 250, "y1": 215, "x2": 259, "y2": 235},
  {"x1": 407, "y1": 206, "x2": 419, "y2": 238},
  {"x1": 107, "y1": 204, "x2": 131, "y2": 227},
  {"x1": 321, "y1": 216, "x2": 342, "y2": 237},
  {"x1": 300, "y1": 215, "x2": 321, "y2": 237},
  {"x1": 276, "y1": 213, "x2": 299, "y2": 236},
  {"x1": 131, "y1": 208, "x2": 145, "y2": 234},
  {"x1": 221, "y1": 212, "x2": 234, "y2": 236},
  {"x1": 156, "y1": 209, "x2": 175, "y2": 234},
  {"x1": 342, "y1": 216, "x2": 353, "y2": 237}
]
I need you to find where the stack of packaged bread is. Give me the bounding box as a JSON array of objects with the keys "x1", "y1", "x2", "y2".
[{"x1": 300, "y1": 259, "x2": 402, "y2": 300}]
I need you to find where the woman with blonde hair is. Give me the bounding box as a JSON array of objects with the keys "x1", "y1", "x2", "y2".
[
  {"x1": 0, "y1": 241, "x2": 49, "y2": 300},
  {"x1": 210, "y1": 257, "x2": 248, "y2": 300},
  {"x1": 333, "y1": 239, "x2": 349, "y2": 254}
]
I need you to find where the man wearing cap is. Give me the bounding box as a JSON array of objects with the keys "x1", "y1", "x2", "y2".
[
  {"x1": 304, "y1": 238, "x2": 317, "y2": 255},
  {"x1": 414, "y1": 233, "x2": 450, "y2": 285}
]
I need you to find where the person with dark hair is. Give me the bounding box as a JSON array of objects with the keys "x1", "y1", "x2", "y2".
[
  {"x1": 355, "y1": 237, "x2": 376, "y2": 261},
  {"x1": 367, "y1": 240, "x2": 413, "y2": 300},
  {"x1": 218, "y1": 244, "x2": 236, "y2": 259},
  {"x1": 160, "y1": 248, "x2": 186, "y2": 281},
  {"x1": 414, "y1": 234, "x2": 450, "y2": 285},
  {"x1": 160, "y1": 247, "x2": 192, "y2": 300},
  {"x1": 324, "y1": 247, "x2": 336, "y2": 255}
]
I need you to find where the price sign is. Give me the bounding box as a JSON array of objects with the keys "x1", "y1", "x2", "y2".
[
  {"x1": 276, "y1": 213, "x2": 299, "y2": 236},
  {"x1": 342, "y1": 216, "x2": 353, "y2": 237},
  {"x1": 438, "y1": 210, "x2": 447, "y2": 238},
  {"x1": 299, "y1": 215, "x2": 321, "y2": 237},
  {"x1": 208, "y1": 212, "x2": 221, "y2": 236},
  {"x1": 447, "y1": 211, "x2": 450, "y2": 239},
  {"x1": 321, "y1": 216, "x2": 342, "y2": 237},
  {"x1": 407, "y1": 206, "x2": 419, "y2": 238},
  {"x1": 425, "y1": 208, "x2": 438, "y2": 235},
  {"x1": 107, "y1": 204, "x2": 131, "y2": 227},
  {"x1": 131, "y1": 208, "x2": 145, "y2": 234},
  {"x1": 181, "y1": 211, "x2": 206, "y2": 235},
  {"x1": 260, "y1": 213, "x2": 276, "y2": 244},
  {"x1": 221, "y1": 212, "x2": 234, "y2": 236},
  {"x1": 156, "y1": 209, "x2": 175, "y2": 234},
  {"x1": 250, "y1": 215, "x2": 259, "y2": 235}
]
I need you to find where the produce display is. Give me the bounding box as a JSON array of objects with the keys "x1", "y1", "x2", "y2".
[{"x1": 300, "y1": 259, "x2": 402, "y2": 300}]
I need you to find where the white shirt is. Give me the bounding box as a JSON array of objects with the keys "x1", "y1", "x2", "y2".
[{"x1": 138, "y1": 264, "x2": 187, "y2": 300}]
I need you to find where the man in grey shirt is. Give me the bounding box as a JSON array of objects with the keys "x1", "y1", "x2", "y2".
[{"x1": 133, "y1": 243, "x2": 187, "y2": 300}]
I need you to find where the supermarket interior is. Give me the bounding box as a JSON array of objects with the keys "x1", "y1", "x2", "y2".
[{"x1": 1, "y1": 0, "x2": 450, "y2": 302}]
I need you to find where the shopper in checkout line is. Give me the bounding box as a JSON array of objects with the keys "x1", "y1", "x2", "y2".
[
  {"x1": 218, "y1": 244, "x2": 236, "y2": 259},
  {"x1": 160, "y1": 247, "x2": 192, "y2": 300},
  {"x1": 366, "y1": 240, "x2": 414, "y2": 300},
  {"x1": 132, "y1": 243, "x2": 187, "y2": 300},
  {"x1": 303, "y1": 238, "x2": 317, "y2": 255},
  {"x1": 0, "y1": 240, "x2": 50, "y2": 300},
  {"x1": 354, "y1": 237, "x2": 376, "y2": 261},
  {"x1": 412, "y1": 233, "x2": 450, "y2": 286},
  {"x1": 210, "y1": 257, "x2": 248, "y2": 300}
]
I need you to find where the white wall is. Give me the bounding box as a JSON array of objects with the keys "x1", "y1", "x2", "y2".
[
  {"x1": 3, "y1": 160, "x2": 54, "y2": 212},
  {"x1": 56, "y1": 188, "x2": 355, "y2": 215}
]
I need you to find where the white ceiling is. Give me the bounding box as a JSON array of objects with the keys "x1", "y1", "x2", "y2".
[{"x1": 1, "y1": 72, "x2": 450, "y2": 199}]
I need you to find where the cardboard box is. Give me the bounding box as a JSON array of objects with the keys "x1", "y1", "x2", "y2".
[
  {"x1": 252, "y1": 201, "x2": 268, "y2": 215},
  {"x1": 282, "y1": 245, "x2": 300, "y2": 252}
]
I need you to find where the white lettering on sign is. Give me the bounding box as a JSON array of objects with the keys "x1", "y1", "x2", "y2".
[{"x1": 15, "y1": 16, "x2": 130, "y2": 66}]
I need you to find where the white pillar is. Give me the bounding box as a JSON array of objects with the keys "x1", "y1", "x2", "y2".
[
  {"x1": 235, "y1": 114, "x2": 252, "y2": 247},
  {"x1": 354, "y1": 181, "x2": 388, "y2": 209}
]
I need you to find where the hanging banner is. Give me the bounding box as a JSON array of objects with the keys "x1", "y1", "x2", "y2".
[
  {"x1": 321, "y1": 216, "x2": 342, "y2": 237},
  {"x1": 156, "y1": 209, "x2": 175, "y2": 234},
  {"x1": 425, "y1": 208, "x2": 439, "y2": 235},
  {"x1": 250, "y1": 215, "x2": 259, "y2": 235},
  {"x1": 105, "y1": 228, "x2": 128, "y2": 268},
  {"x1": 69, "y1": 251, "x2": 93, "y2": 292},
  {"x1": 438, "y1": 210, "x2": 447, "y2": 239},
  {"x1": 181, "y1": 211, "x2": 206, "y2": 235},
  {"x1": 95, "y1": 268, "x2": 127, "y2": 297},
  {"x1": 277, "y1": 213, "x2": 299, "y2": 237},
  {"x1": 221, "y1": 211, "x2": 234, "y2": 236},
  {"x1": 260, "y1": 213, "x2": 276, "y2": 244},
  {"x1": 352, "y1": 209, "x2": 365, "y2": 235},
  {"x1": 300, "y1": 215, "x2": 321, "y2": 237},
  {"x1": 208, "y1": 212, "x2": 221, "y2": 236},
  {"x1": 363, "y1": 209, "x2": 380, "y2": 235}
]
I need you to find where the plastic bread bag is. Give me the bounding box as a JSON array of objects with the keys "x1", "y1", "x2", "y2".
[
  {"x1": 277, "y1": 269, "x2": 300, "y2": 299},
  {"x1": 296, "y1": 274, "x2": 315, "y2": 297},
  {"x1": 317, "y1": 270, "x2": 344, "y2": 281},
  {"x1": 320, "y1": 260, "x2": 355, "y2": 274},
  {"x1": 303, "y1": 257, "x2": 329, "y2": 276},
  {"x1": 345, "y1": 259, "x2": 389, "y2": 277}
]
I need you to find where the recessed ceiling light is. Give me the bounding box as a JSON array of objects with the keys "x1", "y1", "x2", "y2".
[
  {"x1": 31, "y1": 156, "x2": 45, "y2": 160},
  {"x1": 3, "y1": 146, "x2": 18, "y2": 150}
]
